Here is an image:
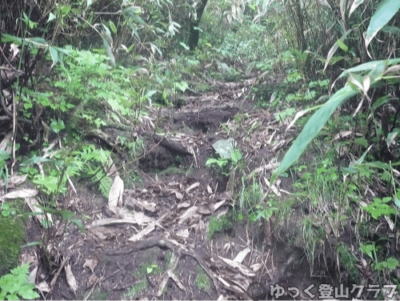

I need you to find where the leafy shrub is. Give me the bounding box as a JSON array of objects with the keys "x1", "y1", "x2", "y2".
[{"x1": 0, "y1": 264, "x2": 39, "y2": 300}]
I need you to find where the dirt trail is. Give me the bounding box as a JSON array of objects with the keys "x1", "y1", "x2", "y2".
[{"x1": 24, "y1": 77, "x2": 337, "y2": 300}]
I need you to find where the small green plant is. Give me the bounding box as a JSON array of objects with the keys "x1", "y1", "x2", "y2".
[
  {"x1": 208, "y1": 216, "x2": 232, "y2": 240},
  {"x1": 136, "y1": 261, "x2": 162, "y2": 278},
  {"x1": 0, "y1": 264, "x2": 39, "y2": 300},
  {"x1": 360, "y1": 243, "x2": 378, "y2": 263},
  {"x1": 206, "y1": 148, "x2": 243, "y2": 173},
  {"x1": 206, "y1": 157, "x2": 229, "y2": 169},
  {"x1": 373, "y1": 257, "x2": 400, "y2": 273},
  {"x1": 362, "y1": 197, "x2": 396, "y2": 220},
  {"x1": 1, "y1": 203, "x2": 16, "y2": 218},
  {"x1": 248, "y1": 201, "x2": 278, "y2": 222},
  {"x1": 195, "y1": 267, "x2": 211, "y2": 292},
  {"x1": 240, "y1": 181, "x2": 263, "y2": 209},
  {"x1": 146, "y1": 263, "x2": 160, "y2": 275},
  {"x1": 125, "y1": 281, "x2": 147, "y2": 299},
  {"x1": 337, "y1": 243, "x2": 358, "y2": 281}
]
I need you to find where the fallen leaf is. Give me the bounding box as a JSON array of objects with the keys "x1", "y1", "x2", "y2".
[
  {"x1": 178, "y1": 206, "x2": 198, "y2": 224},
  {"x1": 0, "y1": 189, "x2": 38, "y2": 201},
  {"x1": 83, "y1": 258, "x2": 99, "y2": 273},
  {"x1": 234, "y1": 248, "x2": 250, "y2": 263},
  {"x1": 65, "y1": 263, "x2": 78, "y2": 293}
]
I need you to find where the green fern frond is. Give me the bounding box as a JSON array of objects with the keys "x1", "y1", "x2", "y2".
[{"x1": 90, "y1": 167, "x2": 112, "y2": 197}]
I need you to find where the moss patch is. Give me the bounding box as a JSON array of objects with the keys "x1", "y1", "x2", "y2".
[{"x1": 0, "y1": 215, "x2": 25, "y2": 276}]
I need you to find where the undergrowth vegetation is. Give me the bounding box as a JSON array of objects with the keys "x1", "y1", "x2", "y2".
[{"x1": 0, "y1": 0, "x2": 400, "y2": 298}]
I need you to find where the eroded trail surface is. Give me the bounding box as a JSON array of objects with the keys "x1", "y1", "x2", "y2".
[{"x1": 27, "y1": 77, "x2": 337, "y2": 300}]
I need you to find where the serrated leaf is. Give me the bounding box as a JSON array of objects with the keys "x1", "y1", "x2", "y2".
[
  {"x1": 18, "y1": 284, "x2": 39, "y2": 299},
  {"x1": 6, "y1": 293, "x2": 19, "y2": 300},
  {"x1": 365, "y1": 0, "x2": 400, "y2": 49}
]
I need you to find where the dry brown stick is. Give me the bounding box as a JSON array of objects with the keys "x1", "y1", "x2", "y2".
[{"x1": 49, "y1": 257, "x2": 69, "y2": 291}]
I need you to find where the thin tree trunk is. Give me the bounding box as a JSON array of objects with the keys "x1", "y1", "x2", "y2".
[{"x1": 188, "y1": 0, "x2": 208, "y2": 51}]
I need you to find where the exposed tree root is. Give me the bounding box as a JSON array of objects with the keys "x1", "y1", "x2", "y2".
[{"x1": 104, "y1": 235, "x2": 220, "y2": 296}]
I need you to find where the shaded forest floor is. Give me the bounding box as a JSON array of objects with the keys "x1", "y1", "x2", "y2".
[{"x1": 19, "y1": 73, "x2": 343, "y2": 300}]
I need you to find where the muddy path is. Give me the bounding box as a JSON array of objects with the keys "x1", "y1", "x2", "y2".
[{"x1": 22, "y1": 76, "x2": 338, "y2": 300}]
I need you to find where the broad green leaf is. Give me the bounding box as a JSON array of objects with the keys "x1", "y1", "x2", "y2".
[
  {"x1": 1, "y1": 34, "x2": 22, "y2": 45},
  {"x1": 386, "y1": 128, "x2": 399, "y2": 145},
  {"x1": 101, "y1": 24, "x2": 112, "y2": 44},
  {"x1": 71, "y1": 219, "x2": 86, "y2": 232},
  {"x1": 324, "y1": 30, "x2": 351, "y2": 71},
  {"x1": 230, "y1": 149, "x2": 242, "y2": 164},
  {"x1": 146, "y1": 90, "x2": 157, "y2": 98},
  {"x1": 365, "y1": 161, "x2": 391, "y2": 169},
  {"x1": 337, "y1": 39, "x2": 348, "y2": 52},
  {"x1": 50, "y1": 119, "x2": 65, "y2": 133},
  {"x1": 349, "y1": 0, "x2": 366, "y2": 16},
  {"x1": 28, "y1": 37, "x2": 47, "y2": 49},
  {"x1": 368, "y1": 60, "x2": 387, "y2": 82},
  {"x1": 271, "y1": 86, "x2": 357, "y2": 183},
  {"x1": 53, "y1": 46, "x2": 71, "y2": 56},
  {"x1": 382, "y1": 25, "x2": 400, "y2": 35},
  {"x1": 354, "y1": 145, "x2": 372, "y2": 165},
  {"x1": 150, "y1": 43, "x2": 162, "y2": 57},
  {"x1": 18, "y1": 285, "x2": 39, "y2": 300},
  {"x1": 180, "y1": 42, "x2": 190, "y2": 50},
  {"x1": 58, "y1": 5, "x2": 71, "y2": 17},
  {"x1": 130, "y1": 14, "x2": 146, "y2": 25},
  {"x1": 109, "y1": 21, "x2": 117, "y2": 34},
  {"x1": 365, "y1": 0, "x2": 400, "y2": 49},
  {"x1": 354, "y1": 138, "x2": 368, "y2": 148},
  {"x1": 213, "y1": 138, "x2": 237, "y2": 159},
  {"x1": 6, "y1": 293, "x2": 19, "y2": 300},
  {"x1": 87, "y1": 0, "x2": 93, "y2": 7},
  {"x1": 47, "y1": 12, "x2": 56, "y2": 23},
  {"x1": 338, "y1": 58, "x2": 400, "y2": 78},
  {"x1": 372, "y1": 96, "x2": 390, "y2": 112},
  {"x1": 0, "y1": 150, "x2": 10, "y2": 161},
  {"x1": 347, "y1": 73, "x2": 364, "y2": 92},
  {"x1": 48, "y1": 46, "x2": 59, "y2": 66},
  {"x1": 20, "y1": 156, "x2": 50, "y2": 166},
  {"x1": 175, "y1": 81, "x2": 188, "y2": 92}
]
